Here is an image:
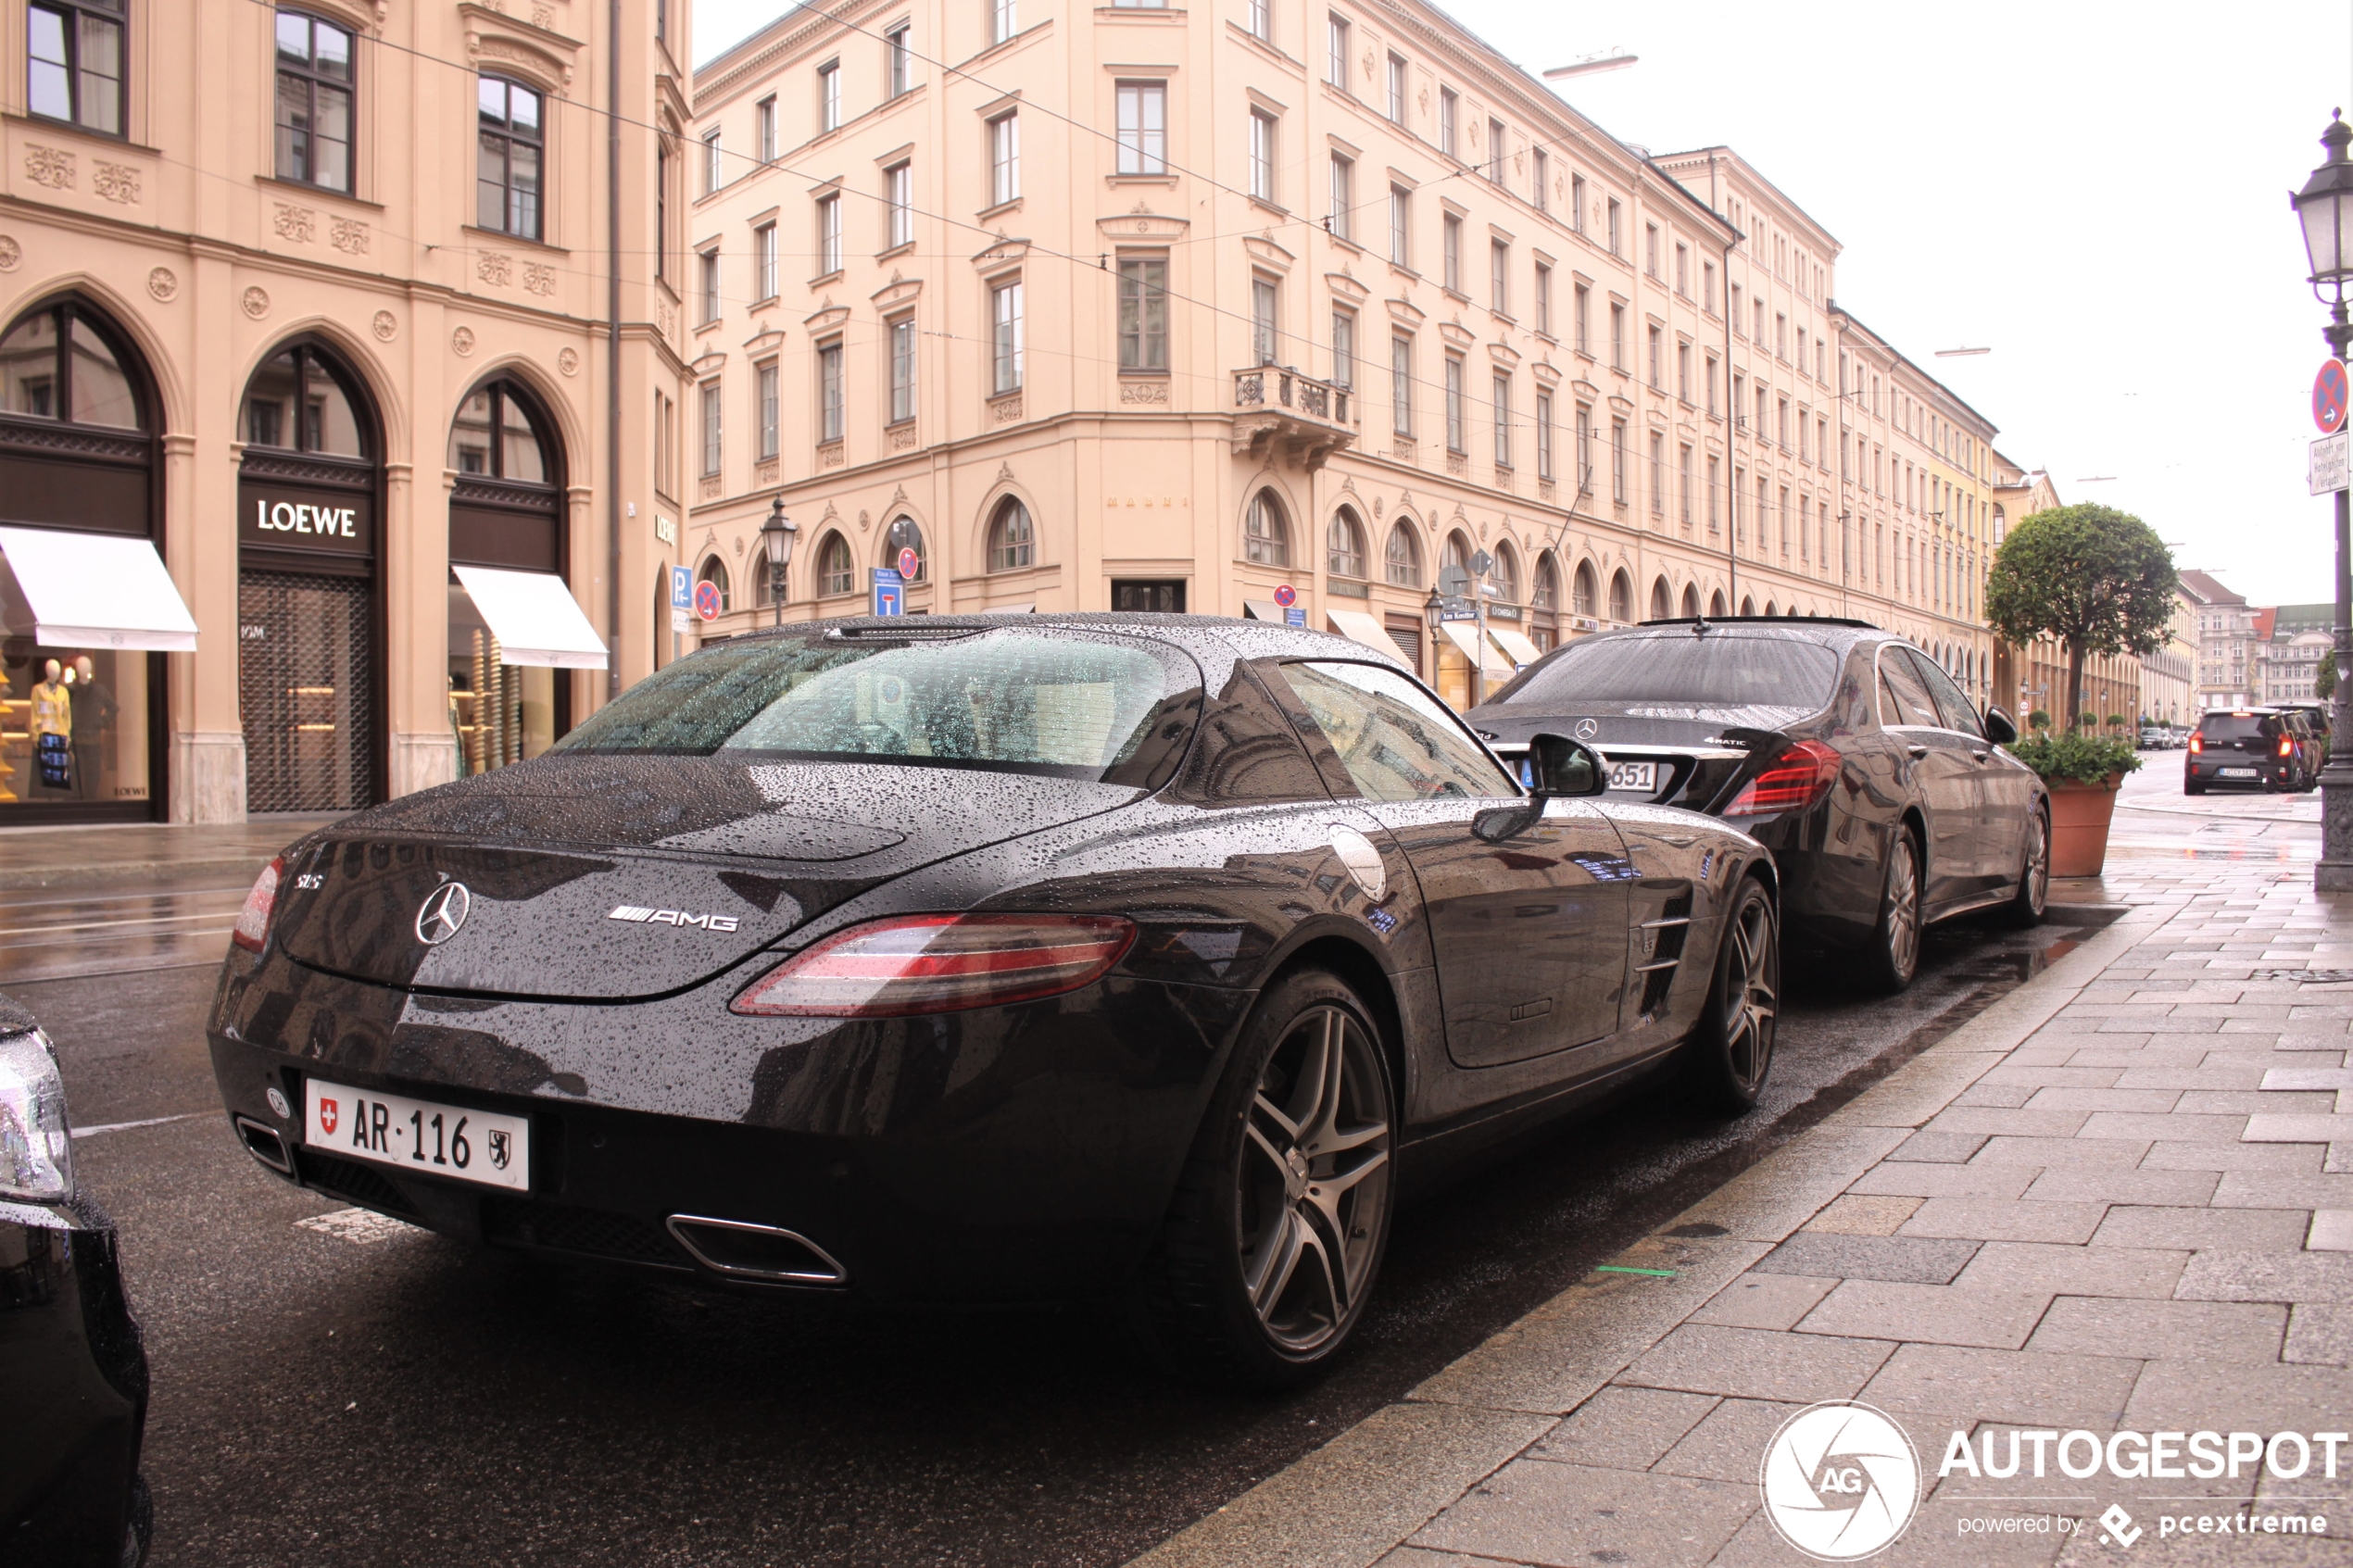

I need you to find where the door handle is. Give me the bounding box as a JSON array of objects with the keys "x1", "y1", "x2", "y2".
[{"x1": 1906, "y1": 744, "x2": 1928, "y2": 759}]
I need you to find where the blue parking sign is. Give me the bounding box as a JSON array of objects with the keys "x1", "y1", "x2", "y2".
[
  {"x1": 871, "y1": 567, "x2": 903, "y2": 617},
  {"x1": 670, "y1": 565, "x2": 693, "y2": 610}
]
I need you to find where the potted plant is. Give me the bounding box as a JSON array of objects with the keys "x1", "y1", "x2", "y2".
[{"x1": 1985, "y1": 503, "x2": 2178, "y2": 878}]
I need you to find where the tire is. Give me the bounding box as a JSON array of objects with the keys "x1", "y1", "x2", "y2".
[
  {"x1": 2001, "y1": 804, "x2": 2051, "y2": 928},
  {"x1": 121, "y1": 1474, "x2": 153, "y2": 1568},
  {"x1": 2184, "y1": 779, "x2": 2206, "y2": 796},
  {"x1": 1683, "y1": 876, "x2": 1780, "y2": 1114},
  {"x1": 1863, "y1": 828, "x2": 1923, "y2": 994},
  {"x1": 1131, "y1": 969, "x2": 1396, "y2": 1388}
]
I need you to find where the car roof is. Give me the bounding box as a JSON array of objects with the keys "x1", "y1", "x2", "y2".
[
  {"x1": 719, "y1": 611, "x2": 1410, "y2": 669},
  {"x1": 1577, "y1": 618, "x2": 1888, "y2": 652}
]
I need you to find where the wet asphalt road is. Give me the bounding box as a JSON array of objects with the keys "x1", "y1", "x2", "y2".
[{"x1": 29, "y1": 904, "x2": 2084, "y2": 1568}]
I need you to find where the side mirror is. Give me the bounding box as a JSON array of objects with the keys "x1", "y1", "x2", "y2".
[
  {"x1": 1984, "y1": 706, "x2": 2018, "y2": 746},
  {"x1": 1528, "y1": 733, "x2": 1608, "y2": 797}
]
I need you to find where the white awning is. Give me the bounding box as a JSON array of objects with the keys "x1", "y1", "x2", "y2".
[
  {"x1": 1243, "y1": 599, "x2": 1286, "y2": 622},
  {"x1": 1326, "y1": 608, "x2": 1403, "y2": 659},
  {"x1": 451, "y1": 565, "x2": 609, "y2": 669},
  {"x1": 0, "y1": 525, "x2": 198, "y2": 652},
  {"x1": 1441, "y1": 619, "x2": 1514, "y2": 681},
  {"x1": 1489, "y1": 625, "x2": 1544, "y2": 670}
]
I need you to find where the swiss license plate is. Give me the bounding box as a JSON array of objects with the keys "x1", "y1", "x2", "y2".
[
  {"x1": 304, "y1": 1078, "x2": 529, "y2": 1191},
  {"x1": 1607, "y1": 760, "x2": 1659, "y2": 793},
  {"x1": 2219, "y1": 767, "x2": 2258, "y2": 778}
]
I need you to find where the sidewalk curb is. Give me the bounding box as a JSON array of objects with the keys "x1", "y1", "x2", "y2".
[{"x1": 1124, "y1": 910, "x2": 2169, "y2": 1568}]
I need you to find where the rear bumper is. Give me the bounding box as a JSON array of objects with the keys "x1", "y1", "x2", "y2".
[
  {"x1": 2186, "y1": 757, "x2": 2293, "y2": 786},
  {"x1": 207, "y1": 948, "x2": 1251, "y2": 1304}
]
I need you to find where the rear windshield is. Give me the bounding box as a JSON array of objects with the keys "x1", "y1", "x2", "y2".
[
  {"x1": 1491, "y1": 633, "x2": 1841, "y2": 719},
  {"x1": 553, "y1": 630, "x2": 1199, "y2": 784},
  {"x1": 2197, "y1": 714, "x2": 2270, "y2": 741}
]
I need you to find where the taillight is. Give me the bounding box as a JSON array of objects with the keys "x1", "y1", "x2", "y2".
[
  {"x1": 730, "y1": 914, "x2": 1137, "y2": 1018},
  {"x1": 233, "y1": 856, "x2": 283, "y2": 953},
  {"x1": 2189, "y1": 734, "x2": 2203, "y2": 754},
  {"x1": 2281, "y1": 737, "x2": 2296, "y2": 758},
  {"x1": 1725, "y1": 740, "x2": 1843, "y2": 815}
]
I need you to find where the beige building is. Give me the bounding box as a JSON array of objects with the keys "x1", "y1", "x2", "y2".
[
  {"x1": 0, "y1": 0, "x2": 692, "y2": 823},
  {"x1": 2144, "y1": 584, "x2": 2196, "y2": 726},
  {"x1": 2180, "y1": 570, "x2": 2256, "y2": 709},
  {"x1": 2256, "y1": 603, "x2": 2332, "y2": 706},
  {"x1": 683, "y1": 0, "x2": 2002, "y2": 709}
]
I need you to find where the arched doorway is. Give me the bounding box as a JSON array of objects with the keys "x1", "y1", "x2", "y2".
[
  {"x1": 238, "y1": 336, "x2": 383, "y2": 809},
  {"x1": 1649, "y1": 576, "x2": 1672, "y2": 621},
  {"x1": 1709, "y1": 589, "x2": 1727, "y2": 617},
  {"x1": 1680, "y1": 583, "x2": 1700, "y2": 618},
  {"x1": 447, "y1": 374, "x2": 580, "y2": 774},
  {"x1": 1530, "y1": 553, "x2": 1560, "y2": 650},
  {"x1": 1607, "y1": 570, "x2": 1632, "y2": 624},
  {"x1": 0, "y1": 293, "x2": 175, "y2": 820}
]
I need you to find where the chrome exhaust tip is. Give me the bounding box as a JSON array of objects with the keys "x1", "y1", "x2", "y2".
[
  {"x1": 664, "y1": 1214, "x2": 849, "y2": 1285},
  {"x1": 233, "y1": 1113, "x2": 295, "y2": 1175}
]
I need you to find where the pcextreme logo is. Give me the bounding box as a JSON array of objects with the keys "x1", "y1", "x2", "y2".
[{"x1": 1759, "y1": 1400, "x2": 1921, "y2": 1561}]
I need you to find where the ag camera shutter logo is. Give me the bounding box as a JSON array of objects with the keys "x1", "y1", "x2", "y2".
[{"x1": 1759, "y1": 1400, "x2": 1920, "y2": 1561}]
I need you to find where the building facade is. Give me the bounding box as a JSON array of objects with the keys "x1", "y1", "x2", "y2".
[
  {"x1": 2256, "y1": 602, "x2": 2332, "y2": 705},
  {"x1": 682, "y1": 0, "x2": 2001, "y2": 708},
  {"x1": 2142, "y1": 585, "x2": 2196, "y2": 726},
  {"x1": 2180, "y1": 570, "x2": 2256, "y2": 710},
  {"x1": 0, "y1": 0, "x2": 691, "y2": 822}
]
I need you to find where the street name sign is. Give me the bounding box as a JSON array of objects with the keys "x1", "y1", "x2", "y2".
[
  {"x1": 2313, "y1": 432, "x2": 2350, "y2": 495},
  {"x1": 2318, "y1": 358, "x2": 2349, "y2": 434},
  {"x1": 871, "y1": 566, "x2": 904, "y2": 617}
]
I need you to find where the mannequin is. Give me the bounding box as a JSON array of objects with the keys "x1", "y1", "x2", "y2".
[
  {"x1": 70, "y1": 655, "x2": 116, "y2": 801},
  {"x1": 31, "y1": 657, "x2": 70, "y2": 794}
]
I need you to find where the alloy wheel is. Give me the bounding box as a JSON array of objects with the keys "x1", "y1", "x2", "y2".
[
  {"x1": 1237, "y1": 1005, "x2": 1392, "y2": 1354},
  {"x1": 1720, "y1": 895, "x2": 1778, "y2": 1094},
  {"x1": 2023, "y1": 811, "x2": 2050, "y2": 915},
  {"x1": 1885, "y1": 837, "x2": 1920, "y2": 979}
]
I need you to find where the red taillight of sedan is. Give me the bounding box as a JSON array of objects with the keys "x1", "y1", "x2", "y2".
[
  {"x1": 730, "y1": 913, "x2": 1138, "y2": 1018},
  {"x1": 232, "y1": 856, "x2": 283, "y2": 953},
  {"x1": 1724, "y1": 740, "x2": 1843, "y2": 815},
  {"x1": 2189, "y1": 734, "x2": 2204, "y2": 754}
]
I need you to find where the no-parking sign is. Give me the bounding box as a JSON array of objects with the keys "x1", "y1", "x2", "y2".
[
  {"x1": 2318, "y1": 358, "x2": 2349, "y2": 435},
  {"x1": 693, "y1": 579, "x2": 722, "y2": 621}
]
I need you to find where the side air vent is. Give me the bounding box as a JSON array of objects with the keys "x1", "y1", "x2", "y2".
[
  {"x1": 665, "y1": 1214, "x2": 849, "y2": 1286},
  {"x1": 1637, "y1": 893, "x2": 1696, "y2": 1020}
]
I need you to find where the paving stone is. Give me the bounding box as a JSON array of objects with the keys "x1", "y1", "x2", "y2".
[
  {"x1": 2077, "y1": 1110, "x2": 2251, "y2": 1142},
  {"x1": 1856, "y1": 1343, "x2": 2144, "y2": 1430},
  {"x1": 2181, "y1": 1091, "x2": 2339, "y2": 1115},
  {"x1": 1796, "y1": 1280, "x2": 2056, "y2": 1349},
  {"x1": 1852, "y1": 1162, "x2": 2039, "y2": 1200},
  {"x1": 2021, "y1": 1087, "x2": 2186, "y2": 1113},
  {"x1": 2023, "y1": 1296, "x2": 2286, "y2": 1363},
  {"x1": 2212, "y1": 1172, "x2": 2353, "y2": 1209},
  {"x1": 2140, "y1": 1140, "x2": 2325, "y2": 1173},
  {"x1": 1957, "y1": 1082, "x2": 2040, "y2": 1109},
  {"x1": 1982, "y1": 1065, "x2": 2127, "y2": 1089},
  {"x1": 2115, "y1": 1065, "x2": 2271, "y2": 1090},
  {"x1": 2306, "y1": 1211, "x2": 2353, "y2": 1251},
  {"x1": 2282, "y1": 1304, "x2": 2353, "y2": 1366},
  {"x1": 1408, "y1": 1459, "x2": 1756, "y2": 1568},
  {"x1": 1900, "y1": 1198, "x2": 2110, "y2": 1245},
  {"x1": 2329, "y1": 1143, "x2": 2353, "y2": 1175},
  {"x1": 1527, "y1": 1386, "x2": 1718, "y2": 1471},
  {"x1": 2172, "y1": 1004, "x2": 2297, "y2": 1021},
  {"x1": 2004, "y1": 1045, "x2": 2083, "y2": 1068},
  {"x1": 2090, "y1": 1206, "x2": 2313, "y2": 1253},
  {"x1": 2264, "y1": 1068, "x2": 2353, "y2": 1091},
  {"x1": 2173, "y1": 1249, "x2": 2353, "y2": 1304},
  {"x1": 2243, "y1": 1113, "x2": 2353, "y2": 1144},
  {"x1": 1688, "y1": 1273, "x2": 1839, "y2": 1333},
  {"x1": 1888, "y1": 1130, "x2": 1990, "y2": 1164},
  {"x1": 1803, "y1": 1195, "x2": 1924, "y2": 1236},
  {"x1": 2123, "y1": 1359, "x2": 2353, "y2": 1433},
  {"x1": 1754, "y1": 1233, "x2": 1981, "y2": 1285},
  {"x1": 2019, "y1": 1164, "x2": 2220, "y2": 1205},
  {"x1": 2062, "y1": 1046, "x2": 2212, "y2": 1068},
  {"x1": 1949, "y1": 1242, "x2": 2190, "y2": 1300},
  {"x1": 1651, "y1": 1398, "x2": 1800, "y2": 1485},
  {"x1": 1923, "y1": 1109, "x2": 2095, "y2": 1139},
  {"x1": 1613, "y1": 1324, "x2": 1895, "y2": 1403},
  {"x1": 1973, "y1": 1135, "x2": 2151, "y2": 1170},
  {"x1": 2101, "y1": 1016, "x2": 2225, "y2": 1035}
]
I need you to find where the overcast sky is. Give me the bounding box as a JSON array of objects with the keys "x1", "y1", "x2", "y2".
[{"x1": 697, "y1": 0, "x2": 2353, "y2": 608}]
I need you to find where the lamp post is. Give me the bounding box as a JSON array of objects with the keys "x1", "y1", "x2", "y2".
[
  {"x1": 1424, "y1": 586, "x2": 1446, "y2": 697},
  {"x1": 759, "y1": 496, "x2": 799, "y2": 630},
  {"x1": 2294, "y1": 111, "x2": 2353, "y2": 889}
]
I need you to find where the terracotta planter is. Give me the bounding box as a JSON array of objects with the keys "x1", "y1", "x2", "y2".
[{"x1": 2045, "y1": 772, "x2": 2123, "y2": 878}]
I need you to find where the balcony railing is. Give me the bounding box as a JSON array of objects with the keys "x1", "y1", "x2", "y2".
[{"x1": 1230, "y1": 366, "x2": 1356, "y2": 471}]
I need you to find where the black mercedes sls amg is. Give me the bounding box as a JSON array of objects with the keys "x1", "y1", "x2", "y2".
[{"x1": 208, "y1": 615, "x2": 1778, "y2": 1385}]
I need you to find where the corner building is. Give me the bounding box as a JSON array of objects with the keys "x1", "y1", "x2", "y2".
[{"x1": 0, "y1": 0, "x2": 693, "y2": 822}]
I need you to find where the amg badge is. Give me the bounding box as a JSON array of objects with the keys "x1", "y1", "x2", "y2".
[{"x1": 609, "y1": 905, "x2": 741, "y2": 933}]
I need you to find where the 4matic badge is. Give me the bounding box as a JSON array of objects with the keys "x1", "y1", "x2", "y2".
[{"x1": 609, "y1": 905, "x2": 741, "y2": 933}]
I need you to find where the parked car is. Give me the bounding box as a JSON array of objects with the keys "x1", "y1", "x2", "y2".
[
  {"x1": 1469, "y1": 616, "x2": 2049, "y2": 995},
  {"x1": 1, "y1": 992, "x2": 153, "y2": 1567},
  {"x1": 2186, "y1": 708, "x2": 2319, "y2": 794},
  {"x1": 2281, "y1": 702, "x2": 2333, "y2": 772},
  {"x1": 2139, "y1": 725, "x2": 2171, "y2": 750},
  {"x1": 208, "y1": 615, "x2": 1781, "y2": 1386}
]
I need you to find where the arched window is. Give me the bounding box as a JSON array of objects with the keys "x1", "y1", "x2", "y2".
[
  {"x1": 1532, "y1": 554, "x2": 1559, "y2": 610},
  {"x1": 1764, "y1": 599, "x2": 1778, "y2": 617},
  {"x1": 1491, "y1": 542, "x2": 1519, "y2": 604},
  {"x1": 987, "y1": 496, "x2": 1033, "y2": 571},
  {"x1": 244, "y1": 344, "x2": 365, "y2": 457},
  {"x1": 1384, "y1": 521, "x2": 1421, "y2": 586},
  {"x1": 1443, "y1": 531, "x2": 1473, "y2": 585},
  {"x1": 1327, "y1": 507, "x2": 1365, "y2": 579},
  {"x1": 448, "y1": 380, "x2": 547, "y2": 480},
  {"x1": 1607, "y1": 570, "x2": 1632, "y2": 623},
  {"x1": 1709, "y1": 589, "x2": 1727, "y2": 617},
  {"x1": 2, "y1": 297, "x2": 146, "y2": 431},
  {"x1": 817, "y1": 531, "x2": 855, "y2": 596},
  {"x1": 1650, "y1": 576, "x2": 1672, "y2": 621},
  {"x1": 1572, "y1": 561, "x2": 1597, "y2": 617},
  {"x1": 883, "y1": 515, "x2": 925, "y2": 583},
  {"x1": 1740, "y1": 594, "x2": 1755, "y2": 616},
  {"x1": 1244, "y1": 490, "x2": 1290, "y2": 567},
  {"x1": 1681, "y1": 583, "x2": 1700, "y2": 618},
  {"x1": 697, "y1": 554, "x2": 731, "y2": 613}
]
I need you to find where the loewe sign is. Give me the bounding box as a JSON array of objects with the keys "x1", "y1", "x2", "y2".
[{"x1": 238, "y1": 478, "x2": 373, "y2": 556}]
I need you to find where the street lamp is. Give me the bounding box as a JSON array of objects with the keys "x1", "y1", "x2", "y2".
[
  {"x1": 759, "y1": 496, "x2": 799, "y2": 630},
  {"x1": 1425, "y1": 586, "x2": 1446, "y2": 698},
  {"x1": 2294, "y1": 110, "x2": 2353, "y2": 889}
]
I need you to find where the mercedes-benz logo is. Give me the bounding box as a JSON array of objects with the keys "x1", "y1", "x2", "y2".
[
  {"x1": 415, "y1": 882, "x2": 472, "y2": 946},
  {"x1": 1575, "y1": 718, "x2": 1600, "y2": 740}
]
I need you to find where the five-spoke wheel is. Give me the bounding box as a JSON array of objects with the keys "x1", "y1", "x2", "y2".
[{"x1": 1687, "y1": 876, "x2": 1779, "y2": 1113}]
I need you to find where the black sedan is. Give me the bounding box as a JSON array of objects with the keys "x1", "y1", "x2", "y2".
[
  {"x1": 208, "y1": 615, "x2": 1776, "y2": 1385},
  {"x1": 1471, "y1": 617, "x2": 2048, "y2": 993},
  {"x1": 1, "y1": 992, "x2": 152, "y2": 1567}
]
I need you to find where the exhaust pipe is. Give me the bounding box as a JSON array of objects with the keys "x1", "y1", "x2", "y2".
[
  {"x1": 233, "y1": 1114, "x2": 295, "y2": 1175},
  {"x1": 665, "y1": 1214, "x2": 848, "y2": 1285}
]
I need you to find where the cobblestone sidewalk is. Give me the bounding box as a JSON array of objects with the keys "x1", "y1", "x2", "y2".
[{"x1": 1135, "y1": 858, "x2": 2353, "y2": 1567}]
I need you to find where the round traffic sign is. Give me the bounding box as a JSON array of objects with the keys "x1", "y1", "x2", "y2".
[
  {"x1": 897, "y1": 546, "x2": 919, "y2": 578},
  {"x1": 693, "y1": 580, "x2": 722, "y2": 621},
  {"x1": 2319, "y1": 358, "x2": 2350, "y2": 435},
  {"x1": 1273, "y1": 583, "x2": 1297, "y2": 608}
]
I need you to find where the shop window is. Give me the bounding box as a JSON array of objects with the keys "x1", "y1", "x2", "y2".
[
  {"x1": 2, "y1": 299, "x2": 145, "y2": 431},
  {"x1": 446, "y1": 377, "x2": 570, "y2": 779},
  {"x1": 245, "y1": 345, "x2": 367, "y2": 458},
  {"x1": 447, "y1": 380, "x2": 547, "y2": 480},
  {"x1": 1113, "y1": 579, "x2": 1185, "y2": 612}
]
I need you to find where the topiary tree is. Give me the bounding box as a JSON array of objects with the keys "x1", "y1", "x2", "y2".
[
  {"x1": 2106, "y1": 714, "x2": 2129, "y2": 728},
  {"x1": 1983, "y1": 504, "x2": 2178, "y2": 729},
  {"x1": 2028, "y1": 709, "x2": 2052, "y2": 731}
]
